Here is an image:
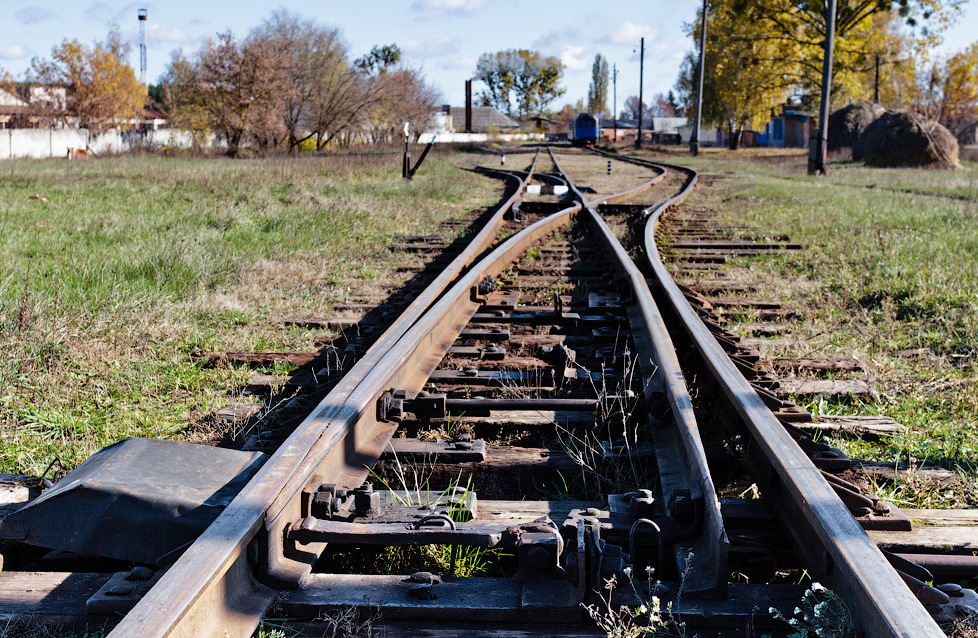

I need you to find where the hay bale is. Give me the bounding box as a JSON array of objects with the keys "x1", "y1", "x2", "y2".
[
  {"x1": 829, "y1": 102, "x2": 884, "y2": 156},
  {"x1": 857, "y1": 110, "x2": 960, "y2": 168}
]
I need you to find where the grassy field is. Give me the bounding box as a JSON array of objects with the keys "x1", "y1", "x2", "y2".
[
  {"x1": 0, "y1": 150, "x2": 504, "y2": 474},
  {"x1": 636, "y1": 146, "x2": 978, "y2": 508}
]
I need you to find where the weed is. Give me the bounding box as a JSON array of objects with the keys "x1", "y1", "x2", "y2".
[
  {"x1": 582, "y1": 566, "x2": 684, "y2": 638},
  {"x1": 769, "y1": 583, "x2": 855, "y2": 638}
]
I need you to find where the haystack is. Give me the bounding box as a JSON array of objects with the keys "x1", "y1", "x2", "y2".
[
  {"x1": 857, "y1": 110, "x2": 960, "y2": 168},
  {"x1": 829, "y1": 102, "x2": 884, "y2": 156}
]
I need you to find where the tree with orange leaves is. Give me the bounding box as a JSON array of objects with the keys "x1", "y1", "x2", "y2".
[{"x1": 30, "y1": 27, "x2": 145, "y2": 135}]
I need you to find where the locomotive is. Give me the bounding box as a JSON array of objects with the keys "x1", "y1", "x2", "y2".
[{"x1": 569, "y1": 113, "x2": 600, "y2": 147}]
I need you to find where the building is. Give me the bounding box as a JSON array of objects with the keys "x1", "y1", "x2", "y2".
[
  {"x1": 0, "y1": 88, "x2": 29, "y2": 129},
  {"x1": 437, "y1": 105, "x2": 520, "y2": 134},
  {"x1": 766, "y1": 103, "x2": 811, "y2": 148}
]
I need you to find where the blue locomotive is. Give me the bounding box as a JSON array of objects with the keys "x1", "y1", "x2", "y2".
[{"x1": 569, "y1": 113, "x2": 600, "y2": 146}]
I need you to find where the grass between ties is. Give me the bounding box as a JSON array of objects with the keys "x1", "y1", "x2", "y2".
[
  {"x1": 632, "y1": 145, "x2": 978, "y2": 509},
  {"x1": 0, "y1": 150, "x2": 505, "y2": 475}
]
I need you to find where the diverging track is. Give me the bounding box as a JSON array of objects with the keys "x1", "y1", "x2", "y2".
[{"x1": 0, "y1": 147, "x2": 971, "y2": 638}]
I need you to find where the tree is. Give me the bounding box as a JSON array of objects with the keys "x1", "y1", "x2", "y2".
[
  {"x1": 359, "y1": 64, "x2": 440, "y2": 144},
  {"x1": 249, "y1": 11, "x2": 357, "y2": 152},
  {"x1": 475, "y1": 49, "x2": 565, "y2": 120},
  {"x1": 666, "y1": 90, "x2": 681, "y2": 115},
  {"x1": 355, "y1": 44, "x2": 401, "y2": 73},
  {"x1": 30, "y1": 29, "x2": 145, "y2": 135},
  {"x1": 649, "y1": 92, "x2": 675, "y2": 117},
  {"x1": 170, "y1": 31, "x2": 290, "y2": 157},
  {"x1": 622, "y1": 95, "x2": 648, "y2": 120},
  {"x1": 737, "y1": 0, "x2": 962, "y2": 104},
  {"x1": 920, "y1": 42, "x2": 978, "y2": 143},
  {"x1": 160, "y1": 52, "x2": 210, "y2": 150},
  {"x1": 675, "y1": 0, "x2": 794, "y2": 149},
  {"x1": 587, "y1": 54, "x2": 609, "y2": 115}
]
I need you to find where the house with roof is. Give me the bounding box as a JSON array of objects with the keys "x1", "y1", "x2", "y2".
[{"x1": 0, "y1": 87, "x2": 30, "y2": 129}]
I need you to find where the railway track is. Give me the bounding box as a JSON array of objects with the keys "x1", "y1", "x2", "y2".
[{"x1": 0, "y1": 147, "x2": 974, "y2": 637}]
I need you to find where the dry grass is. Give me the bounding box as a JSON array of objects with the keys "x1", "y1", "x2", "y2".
[
  {"x1": 0, "y1": 151, "x2": 505, "y2": 473},
  {"x1": 638, "y1": 147, "x2": 978, "y2": 509}
]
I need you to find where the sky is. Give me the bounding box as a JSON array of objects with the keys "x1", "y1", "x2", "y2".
[{"x1": 1, "y1": 0, "x2": 976, "y2": 114}]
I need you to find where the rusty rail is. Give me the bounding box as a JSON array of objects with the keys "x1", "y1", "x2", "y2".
[
  {"x1": 603, "y1": 149, "x2": 946, "y2": 637},
  {"x1": 548, "y1": 147, "x2": 728, "y2": 598},
  {"x1": 109, "y1": 153, "x2": 546, "y2": 638}
]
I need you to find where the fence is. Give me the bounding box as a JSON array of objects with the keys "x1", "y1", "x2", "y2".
[{"x1": 0, "y1": 128, "x2": 195, "y2": 159}]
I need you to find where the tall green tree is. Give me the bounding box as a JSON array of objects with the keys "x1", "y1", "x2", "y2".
[
  {"x1": 675, "y1": 0, "x2": 795, "y2": 149},
  {"x1": 587, "y1": 53, "x2": 609, "y2": 115},
  {"x1": 475, "y1": 49, "x2": 565, "y2": 120}
]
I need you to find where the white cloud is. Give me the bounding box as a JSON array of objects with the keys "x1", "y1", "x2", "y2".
[
  {"x1": 16, "y1": 7, "x2": 52, "y2": 24},
  {"x1": 147, "y1": 25, "x2": 191, "y2": 45},
  {"x1": 402, "y1": 35, "x2": 460, "y2": 58},
  {"x1": 560, "y1": 45, "x2": 588, "y2": 71},
  {"x1": 601, "y1": 22, "x2": 659, "y2": 46},
  {"x1": 0, "y1": 45, "x2": 29, "y2": 59},
  {"x1": 441, "y1": 56, "x2": 476, "y2": 71},
  {"x1": 85, "y1": 2, "x2": 112, "y2": 22},
  {"x1": 412, "y1": 0, "x2": 489, "y2": 19}
]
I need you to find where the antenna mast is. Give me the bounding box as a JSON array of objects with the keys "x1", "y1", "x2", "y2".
[{"x1": 138, "y1": 8, "x2": 148, "y2": 85}]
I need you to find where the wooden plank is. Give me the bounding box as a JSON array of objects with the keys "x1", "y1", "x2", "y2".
[
  {"x1": 193, "y1": 352, "x2": 321, "y2": 367},
  {"x1": 779, "y1": 379, "x2": 871, "y2": 398},
  {"x1": 869, "y1": 509, "x2": 978, "y2": 554},
  {"x1": 281, "y1": 317, "x2": 362, "y2": 330},
  {"x1": 740, "y1": 338, "x2": 805, "y2": 351},
  {"x1": 855, "y1": 460, "x2": 955, "y2": 483},
  {"x1": 772, "y1": 357, "x2": 864, "y2": 373},
  {"x1": 0, "y1": 571, "x2": 111, "y2": 619},
  {"x1": 801, "y1": 415, "x2": 906, "y2": 437},
  {"x1": 734, "y1": 322, "x2": 790, "y2": 336}
]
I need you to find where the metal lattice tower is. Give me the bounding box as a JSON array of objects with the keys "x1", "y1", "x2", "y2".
[{"x1": 138, "y1": 8, "x2": 147, "y2": 85}]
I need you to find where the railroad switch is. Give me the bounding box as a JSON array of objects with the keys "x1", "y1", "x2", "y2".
[{"x1": 378, "y1": 389, "x2": 446, "y2": 421}]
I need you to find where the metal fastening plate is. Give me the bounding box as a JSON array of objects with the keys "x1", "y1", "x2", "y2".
[{"x1": 0, "y1": 438, "x2": 266, "y2": 566}]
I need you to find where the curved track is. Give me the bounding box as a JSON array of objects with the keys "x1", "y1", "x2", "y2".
[{"x1": 0, "y1": 147, "x2": 967, "y2": 638}]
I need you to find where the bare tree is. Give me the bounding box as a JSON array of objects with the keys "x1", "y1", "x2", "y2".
[
  {"x1": 167, "y1": 31, "x2": 289, "y2": 157},
  {"x1": 249, "y1": 11, "x2": 356, "y2": 152},
  {"x1": 355, "y1": 45, "x2": 441, "y2": 145}
]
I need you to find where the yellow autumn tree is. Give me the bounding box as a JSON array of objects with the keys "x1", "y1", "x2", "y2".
[
  {"x1": 31, "y1": 30, "x2": 145, "y2": 135},
  {"x1": 676, "y1": 0, "x2": 797, "y2": 149},
  {"x1": 918, "y1": 42, "x2": 978, "y2": 143},
  {"x1": 745, "y1": 0, "x2": 961, "y2": 107}
]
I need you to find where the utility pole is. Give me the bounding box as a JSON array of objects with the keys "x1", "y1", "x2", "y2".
[
  {"x1": 809, "y1": 0, "x2": 837, "y2": 175},
  {"x1": 874, "y1": 53, "x2": 880, "y2": 103},
  {"x1": 635, "y1": 38, "x2": 644, "y2": 149},
  {"x1": 690, "y1": 0, "x2": 707, "y2": 156},
  {"x1": 613, "y1": 64, "x2": 619, "y2": 142}
]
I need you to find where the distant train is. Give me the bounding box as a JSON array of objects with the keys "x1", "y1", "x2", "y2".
[{"x1": 569, "y1": 113, "x2": 600, "y2": 146}]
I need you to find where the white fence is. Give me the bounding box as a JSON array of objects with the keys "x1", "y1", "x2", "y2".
[
  {"x1": 0, "y1": 127, "x2": 546, "y2": 159},
  {"x1": 425, "y1": 132, "x2": 545, "y2": 144},
  {"x1": 0, "y1": 128, "x2": 195, "y2": 159}
]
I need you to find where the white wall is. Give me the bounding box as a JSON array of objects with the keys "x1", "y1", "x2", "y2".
[
  {"x1": 0, "y1": 128, "x2": 198, "y2": 159},
  {"x1": 0, "y1": 127, "x2": 542, "y2": 159},
  {"x1": 424, "y1": 132, "x2": 545, "y2": 143}
]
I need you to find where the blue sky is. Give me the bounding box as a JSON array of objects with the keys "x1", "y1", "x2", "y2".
[{"x1": 1, "y1": 0, "x2": 975, "y2": 113}]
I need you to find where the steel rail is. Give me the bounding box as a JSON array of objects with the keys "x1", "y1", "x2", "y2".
[
  {"x1": 626, "y1": 151, "x2": 945, "y2": 636},
  {"x1": 547, "y1": 147, "x2": 728, "y2": 597},
  {"x1": 109, "y1": 153, "x2": 546, "y2": 638}
]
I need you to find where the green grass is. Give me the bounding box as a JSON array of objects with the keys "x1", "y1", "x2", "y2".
[
  {"x1": 641, "y1": 147, "x2": 978, "y2": 507},
  {"x1": 0, "y1": 151, "x2": 503, "y2": 474}
]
